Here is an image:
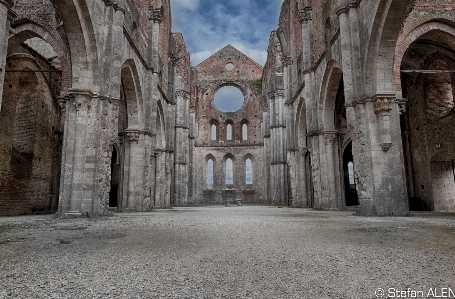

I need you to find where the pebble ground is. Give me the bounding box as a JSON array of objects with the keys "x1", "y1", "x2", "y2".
[{"x1": 0, "y1": 206, "x2": 455, "y2": 299}]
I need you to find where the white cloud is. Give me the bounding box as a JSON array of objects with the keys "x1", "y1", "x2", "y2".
[
  {"x1": 170, "y1": 0, "x2": 200, "y2": 11},
  {"x1": 171, "y1": 0, "x2": 283, "y2": 67},
  {"x1": 191, "y1": 50, "x2": 213, "y2": 65}
]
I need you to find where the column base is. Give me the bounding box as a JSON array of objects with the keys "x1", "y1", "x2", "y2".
[{"x1": 123, "y1": 208, "x2": 137, "y2": 213}]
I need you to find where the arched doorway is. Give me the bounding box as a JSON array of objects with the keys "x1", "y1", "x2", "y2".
[
  {"x1": 400, "y1": 27, "x2": 455, "y2": 212},
  {"x1": 109, "y1": 146, "x2": 120, "y2": 208},
  {"x1": 343, "y1": 142, "x2": 359, "y2": 206}
]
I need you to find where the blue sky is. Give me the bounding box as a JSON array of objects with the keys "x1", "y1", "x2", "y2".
[{"x1": 170, "y1": 0, "x2": 284, "y2": 66}]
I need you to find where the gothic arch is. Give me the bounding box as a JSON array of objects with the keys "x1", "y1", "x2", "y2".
[
  {"x1": 364, "y1": 0, "x2": 416, "y2": 96},
  {"x1": 319, "y1": 60, "x2": 343, "y2": 131},
  {"x1": 393, "y1": 22, "x2": 455, "y2": 92},
  {"x1": 54, "y1": 0, "x2": 98, "y2": 89},
  {"x1": 121, "y1": 60, "x2": 143, "y2": 130},
  {"x1": 9, "y1": 20, "x2": 71, "y2": 91}
]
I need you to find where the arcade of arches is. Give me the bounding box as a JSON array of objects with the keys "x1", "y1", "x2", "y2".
[{"x1": 1, "y1": 0, "x2": 455, "y2": 217}]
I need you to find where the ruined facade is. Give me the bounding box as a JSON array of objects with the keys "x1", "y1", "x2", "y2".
[
  {"x1": 190, "y1": 45, "x2": 264, "y2": 204},
  {"x1": 0, "y1": 0, "x2": 192, "y2": 216},
  {"x1": 1, "y1": 0, "x2": 455, "y2": 216},
  {"x1": 264, "y1": 0, "x2": 455, "y2": 215}
]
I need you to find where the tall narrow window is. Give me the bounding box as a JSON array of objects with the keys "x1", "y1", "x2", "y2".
[
  {"x1": 242, "y1": 124, "x2": 248, "y2": 140},
  {"x1": 211, "y1": 124, "x2": 217, "y2": 140},
  {"x1": 348, "y1": 162, "x2": 355, "y2": 185},
  {"x1": 207, "y1": 159, "x2": 214, "y2": 185},
  {"x1": 226, "y1": 158, "x2": 233, "y2": 184},
  {"x1": 227, "y1": 124, "x2": 232, "y2": 140},
  {"x1": 245, "y1": 158, "x2": 253, "y2": 184}
]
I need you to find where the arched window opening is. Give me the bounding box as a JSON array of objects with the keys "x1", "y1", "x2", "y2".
[
  {"x1": 214, "y1": 86, "x2": 244, "y2": 112},
  {"x1": 226, "y1": 158, "x2": 233, "y2": 184},
  {"x1": 246, "y1": 158, "x2": 253, "y2": 184},
  {"x1": 211, "y1": 124, "x2": 217, "y2": 141},
  {"x1": 348, "y1": 162, "x2": 355, "y2": 185},
  {"x1": 227, "y1": 124, "x2": 233, "y2": 140},
  {"x1": 207, "y1": 159, "x2": 214, "y2": 185},
  {"x1": 242, "y1": 124, "x2": 248, "y2": 140}
]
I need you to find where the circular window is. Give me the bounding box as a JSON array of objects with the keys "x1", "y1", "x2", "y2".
[
  {"x1": 214, "y1": 86, "x2": 244, "y2": 112},
  {"x1": 226, "y1": 63, "x2": 235, "y2": 71}
]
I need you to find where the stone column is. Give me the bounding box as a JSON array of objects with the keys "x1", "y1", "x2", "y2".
[
  {"x1": 148, "y1": 6, "x2": 163, "y2": 69},
  {"x1": 262, "y1": 105, "x2": 271, "y2": 203},
  {"x1": 174, "y1": 89, "x2": 189, "y2": 205},
  {"x1": 298, "y1": 6, "x2": 313, "y2": 70},
  {"x1": 125, "y1": 129, "x2": 140, "y2": 212},
  {"x1": 0, "y1": 0, "x2": 14, "y2": 111},
  {"x1": 324, "y1": 132, "x2": 338, "y2": 209},
  {"x1": 66, "y1": 90, "x2": 93, "y2": 216}
]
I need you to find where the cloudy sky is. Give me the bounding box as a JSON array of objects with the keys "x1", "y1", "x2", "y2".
[{"x1": 170, "y1": 0, "x2": 284, "y2": 66}]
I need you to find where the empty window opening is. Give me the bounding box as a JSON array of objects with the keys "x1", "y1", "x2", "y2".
[
  {"x1": 226, "y1": 158, "x2": 233, "y2": 184},
  {"x1": 211, "y1": 124, "x2": 217, "y2": 140},
  {"x1": 214, "y1": 86, "x2": 244, "y2": 112},
  {"x1": 246, "y1": 158, "x2": 253, "y2": 184},
  {"x1": 207, "y1": 159, "x2": 214, "y2": 185},
  {"x1": 242, "y1": 124, "x2": 248, "y2": 140},
  {"x1": 227, "y1": 124, "x2": 233, "y2": 140}
]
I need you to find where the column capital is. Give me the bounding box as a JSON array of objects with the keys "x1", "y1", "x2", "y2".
[
  {"x1": 323, "y1": 131, "x2": 337, "y2": 145},
  {"x1": 267, "y1": 89, "x2": 285, "y2": 99},
  {"x1": 170, "y1": 54, "x2": 179, "y2": 66},
  {"x1": 125, "y1": 129, "x2": 140, "y2": 143},
  {"x1": 336, "y1": 0, "x2": 360, "y2": 16},
  {"x1": 149, "y1": 6, "x2": 163, "y2": 23},
  {"x1": 175, "y1": 89, "x2": 189, "y2": 99},
  {"x1": 189, "y1": 106, "x2": 196, "y2": 113},
  {"x1": 373, "y1": 94, "x2": 395, "y2": 116},
  {"x1": 298, "y1": 7, "x2": 312, "y2": 24},
  {"x1": 281, "y1": 56, "x2": 291, "y2": 67}
]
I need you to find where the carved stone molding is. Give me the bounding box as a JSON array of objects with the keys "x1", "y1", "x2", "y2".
[
  {"x1": 57, "y1": 96, "x2": 66, "y2": 113},
  {"x1": 189, "y1": 106, "x2": 196, "y2": 114},
  {"x1": 170, "y1": 54, "x2": 179, "y2": 66},
  {"x1": 373, "y1": 96, "x2": 394, "y2": 116},
  {"x1": 398, "y1": 98, "x2": 408, "y2": 115},
  {"x1": 175, "y1": 90, "x2": 189, "y2": 99},
  {"x1": 298, "y1": 7, "x2": 312, "y2": 24},
  {"x1": 281, "y1": 56, "x2": 291, "y2": 67},
  {"x1": 336, "y1": 0, "x2": 360, "y2": 15},
  {"x1": 268, "y1": 89, "x2": 285, "y2": 100},
  {"x1": 263, "y1": 105, "x2": 270, "y2": 113},
  {"x1": 380, "y1": 143, "x2": 393, "y2": 151},
  {"x1": 323, "y1": 132, "x2": 337, "y2": 145},
  {"x1": 149, "y1": 6, "x2": 163, "y2": 23},
  {"x1": 125, "y1": 130, "x2": 140, "y2": 143}
]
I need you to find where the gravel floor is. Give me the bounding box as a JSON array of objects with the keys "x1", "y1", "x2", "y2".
[{"x1": 0, "y1": 206, "x2": 454, "y2": 299}]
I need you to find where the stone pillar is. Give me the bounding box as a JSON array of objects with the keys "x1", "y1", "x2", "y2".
[
  {"x1": 148, "y1": 6, "x2": 163, "y2": 69},
  {"x1": 188, "y1": 106, "x2": 196, "y2": 202},
  {"x1": 58, "y1": 90, "x2": 93, "y2": 217},
  {"x1": 298, "y1": 6, "x2": 313, "y2": 70},
  {"x1": 270, "y1": 89, "x2": 287, "y2": 205},
  {"x1": 262, "y1": 105, "x2": 271, "y2": 203},
  {"x1": 174, "y1": 89, "x2": 190, "y2": 206},
  {"x1": 124, "y1": 129, "x2": 140, "y2": 212},
  {"x1": 0, "y1": 0, "x2": 14, "y2": 111},
  {"x1": 324, "y1": 132, "x2": 338, "y2": 209}
]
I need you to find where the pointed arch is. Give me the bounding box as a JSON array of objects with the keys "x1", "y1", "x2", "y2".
[
  {"x1": 364, "y1": 0, "x2": 415, "y2": 96},
  {"x1": 121, "y1": 60, "x2": 143, "y2": 130},
  {"x1": 319, "y1": 60, "x2": 343, "y2": 131},
  {"x1": 54, "y1": 0, "x2": 98, "y2": 89}
]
